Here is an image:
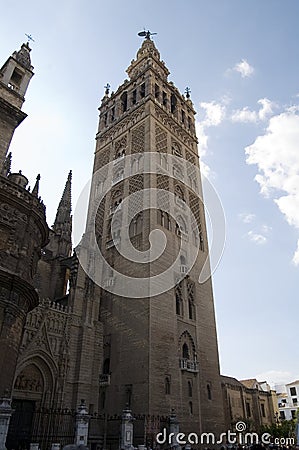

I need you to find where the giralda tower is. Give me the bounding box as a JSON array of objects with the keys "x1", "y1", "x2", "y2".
[{"x1": 74, "y1": 33, "x2": 225, "y2": 437}]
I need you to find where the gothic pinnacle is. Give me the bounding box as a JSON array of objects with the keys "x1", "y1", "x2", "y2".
[
  {"x1": 53, "y1": 170, "x2": 72, "y2": 231},
  {"x1": 32, "y1": 174, "x2": 40, "y2": 196}
]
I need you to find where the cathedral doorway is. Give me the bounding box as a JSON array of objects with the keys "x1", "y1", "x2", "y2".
[
  {"x1": 6, "y1": 359, "x2": 55, "y2": 450},
  {"x1": 6, "y1": 399, "x2": 35, "y2": 450}
]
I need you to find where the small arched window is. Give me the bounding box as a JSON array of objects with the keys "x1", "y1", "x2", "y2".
[
  {"x1": 176, "y1": 216, "x2": 187, "y2": 235},
  {"x1": 165, "y1": 377, "x2": 171, "y2": 395},
  {"x1": 182, "y1": 343, "x2": 189, "y2": 360},
  {"x1": 103, "y1": 358, "x2": 110, "y2": 374},
  {"x1": 207, "y1": 383, "x2": 212, "y2": 400},
  {"x1": 121, "y1": 92, "x2": 128, "y2": 112},
  {"x1": 171, "y1": 94, "x2": 177, "y2": 114},
  {"x1": 188, "y1": 381, "x2": 192, "y2": 397},
  {"x1": 175, "y1": 285, "x2": 183, "y2": 316},
  {"x1": 175, "y1": 185, "x2": 184, "y2": 201},
  {"x1": 180, "y1": 255, "x2": 186, "y2": 266},
  {"x1": 100, "y1": 392, "x2": 106, "y2": 409}
]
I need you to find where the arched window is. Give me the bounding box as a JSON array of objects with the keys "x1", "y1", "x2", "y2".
[
  {"x1": 130, "y1": 212, "x2": 143, "y2": 237},
  {"x1": 207, "y1": 384, "x2": 212, "y2": 400},
  {"x1": 115, "y1": 148, "x2": 126, "y2": 159},
  {"x1": 140, "y1": 82, "x2": 146, "y2": 98},
  {"x1": 121, "y1": 92, "x2": 128, "y2": 112},
  {"x1": 176, "y1": 216, "x2": 187, "y2": 235},
  {"x1": 180, "y1": 255, "x2": 186, "y2": 266},
  {"x1": 172, "y1": 142, "x2": 182, "y2": 157},
  {"x1": 175, "y1": 285, "x2": 183, "y2": 316},
  {"x1": 189, "y1": 401, "x2": 193, "y2": 415},
  {"x1": 175, "y1": 185, "x2": 184, "y2": 201},
  {"x1": 187, "y1": 281, "x2": 195, "y2": 320},
  {"x1": 182, "y1": 343, "x2": 189, "y2": 360},
  {"x1": 171, "y1": 94, "x2": 177, "y2": 114},
  {"x1": 159, "y1": 152, "x2": 168, "y2": 170},
  {"x1": 158, "y1": 210, "x2": 171, "y2": 230},
  {"x1": 165, "y1": 377, "x2": 171, "y2": 395},
  {"x1": 188, "y1": 381, "x2": 192, "y2": 397},
  {"x1": 100, "y1": 392, "x2": 106, "y2": 409},
  {"x1": 155, "y1": 84, "x2": 160, "y2": 100},
  {"x1": 103, "y1": 358, "x2": 110, "y2": 374}
]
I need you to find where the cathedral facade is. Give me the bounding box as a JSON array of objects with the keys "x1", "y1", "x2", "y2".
[{"x1": 0, "y1": 36, "x2": 228, "y2": 450}]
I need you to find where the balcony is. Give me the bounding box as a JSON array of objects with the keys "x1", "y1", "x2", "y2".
[
  {"x1": 99, "y1": 374, "x2": 111, "y2": 386},
  {"x1": 179, "y1": 358, "x2": 199, "y2": 373}
]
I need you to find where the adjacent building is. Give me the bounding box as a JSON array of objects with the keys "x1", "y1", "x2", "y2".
[
  {"x1": 221, "y1": 376, "x2": 278, "y2": 431},
  {"x1": 277, "y1": 380, "x2": 299, "y2": 420}
]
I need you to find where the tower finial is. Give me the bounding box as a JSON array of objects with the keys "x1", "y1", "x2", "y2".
[
  {"x1": 185, "y1": 87, "x2": 191, "y2": 99},
  {"x1": 25, "y1": 34, "x2": 35, "y2": 45},
  {"x1": 138, "y1": 29, "x2": 157, "y2": 40},
  {"x1": 104, "y1": 83, "x2": 110, "y2": 96}
]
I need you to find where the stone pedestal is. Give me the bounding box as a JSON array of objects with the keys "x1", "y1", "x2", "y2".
[
  {"x1": 0, "y1": 397, "x2": 13, "y2": 450},
  {"x1": 121, "y1": 406, "x2": 134, "y2": 450},
  {"x1": 51, "y1": 444, "x2": 60, "y2": 450},
  {"x1": 30, "y1": 443, "x2": 40, "y2": 450},
  {"x1": 169, "y1": 410, "x2": 181, "y2": 450},
  {"x1": 75, "y1": 400, "x2": 90, "y2": 446}
]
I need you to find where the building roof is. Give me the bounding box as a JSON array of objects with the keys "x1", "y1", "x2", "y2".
[
  {"x1": 286, "y1": 380, "x2": 299, "y2": 385},
  {"x1": 240, "y1": 378, "x2": 259, "y2": 389},
  {"x1": 221, "y1": 375, "x2": 243, "y2": 387}
]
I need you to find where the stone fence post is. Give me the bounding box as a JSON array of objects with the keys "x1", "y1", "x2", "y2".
[
  {"x1": 0, "y1": 395, "x2": 12, "y2": 450},
  {"x1": 121, "y1": 405, "x2": 134, "y2": 450},
  {"x1": 75, "y1": 400, "x2": 90, "y2": 446},
  {"x1": 169, "y1": 409, "x2": 181, "y2": 450}
]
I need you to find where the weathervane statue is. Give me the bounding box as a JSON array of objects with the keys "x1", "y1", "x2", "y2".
[
  {"x1": 138, "y1": 29, "x2": 157, "y2": 40},
  {"x1": 25, "y1": 33, "x2": 35, "y2": 44}
]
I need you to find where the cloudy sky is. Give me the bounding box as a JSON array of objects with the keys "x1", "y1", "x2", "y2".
[{"x1": 1, "y1": 0, "x2": 298, "y2": 387}]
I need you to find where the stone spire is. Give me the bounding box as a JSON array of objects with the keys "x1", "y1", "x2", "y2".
[
  {"x1": 126, "y1": 36, "x2": 169, "y2": 81},
  {"x1": 32, "y1": 174, "x2": 40, "y2": 196},
  {"x1": 13, "y1": 42, "x2": 33, "y2": 71},
  {"x1": 53, "y1": 170, "x2": 72, "y2": 233}
]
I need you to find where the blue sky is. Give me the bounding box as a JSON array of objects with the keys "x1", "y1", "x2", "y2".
[{"x1": 1, "y1": 0, "x2": 299, "y2": 387}]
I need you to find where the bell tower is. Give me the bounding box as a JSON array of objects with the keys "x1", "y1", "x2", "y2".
[
  {"x1": 74, "y1": 34, "x2": 225, "y2": 438},
  {"x1": 0, "y1": 42, "x2": 34, "y2": 165}
]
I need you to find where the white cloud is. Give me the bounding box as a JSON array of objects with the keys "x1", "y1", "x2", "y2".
[
  {"x1": 196, "y1": 101, "x2": 226, "y2": 177},
  {"x1": 258, "y1": 98, "x2": 275, "y2": 120},
  {"x1": 231, "y1": 98, "x2": 275, "y2": 123},
  {"x1": 233, "y1": 59, "x2": 254, "y2": 78},
  {"x1": 255, "y1": 370, "x2": 295, "y2": 387},
  {"x1": 239, "y1": 212, "x2": 256, "y2": 223},
  {"x1": 232, "y1": 107, "x2": 257, "y2": 123},
  {"x1": 200, "y1": 101, "x2": 226, "y2": 127},
  {"x1": 292, "y1": 239, "x2": 299, "y2": 266},
  {"x1": 248, "y1": 230, "x2": 267, "y2": 245},
  {"x1": 245, "y1": 108, "x2": 299, "y2": 264},
  {"x1": 261, "y1": 224, "x2": 272, "y2": 234}
]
